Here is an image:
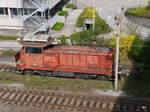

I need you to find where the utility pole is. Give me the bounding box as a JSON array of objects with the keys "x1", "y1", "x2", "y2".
[
  {"x1": 114, "y1": 7, "x2": 123, "y2": 90},
  {"x1": 137, "y1": 0, "x2": 139, "y2": 12},
  {"x1": 74, "y1": 0, "x2": 77, "y2": 9},
  {"x1": 114, "y1": 17, "x2": 120, "y2": 90},
  {"x1": 92, "y1": 0, "x2": 95, "y2": 31}
]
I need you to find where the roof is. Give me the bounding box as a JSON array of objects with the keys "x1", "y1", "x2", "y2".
[
  {"x1": 20, "y1": 34, "x2": 58, "y2": 48},
  {"x1": 44, "y1": 46, "x2": 113, "y2": 54},
  {"x1": 23, "y1": 34, "x2": 50, "y2": 42}
]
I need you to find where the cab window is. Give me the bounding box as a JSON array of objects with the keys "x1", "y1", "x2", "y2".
[{"x1": 26, "y1": 47, "x2": 42, "y2": 54}]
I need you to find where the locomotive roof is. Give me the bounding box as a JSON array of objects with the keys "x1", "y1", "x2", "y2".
[
  {"x1": 44, "y1": 46, "x2": 113, "y2": 54},
  {"x1": 23, "y1": 34, "x2": 50, "y2": 42},
  {"x1": 20, "y1": 34, "x2": 58, "y2": 48}
]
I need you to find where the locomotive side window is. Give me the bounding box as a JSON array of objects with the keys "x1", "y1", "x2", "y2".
[{"x1": 26, "y1": 47, "x2": 42, "y2": 54}]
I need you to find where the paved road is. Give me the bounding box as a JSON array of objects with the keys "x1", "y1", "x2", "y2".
[
  {"x1": 0, "y1": 56, "x2": 15, "y2": 65},
  {"x1": 0, "y1": 40, "x2": 22, "y2": 51}
]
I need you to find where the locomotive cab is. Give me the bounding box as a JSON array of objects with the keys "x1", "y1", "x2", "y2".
[
  {"x1": 25, "y1": 47, "x2": 42, "y2": 54},
  {"x1": 15, "y1": 34, "x2": 58, "y2": 74}
]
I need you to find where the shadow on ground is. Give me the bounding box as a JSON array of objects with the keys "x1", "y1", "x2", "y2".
[{"x1": 113, "y1": 36, "x2": 150, "y2": 112}]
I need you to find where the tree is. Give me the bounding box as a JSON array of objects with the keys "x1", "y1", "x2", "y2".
[
  {"x1": 111, "y1": 34, "x2": 139, "y2": 65},
  {"x1": 146, "y1": 0, "x2": 150, "y2": 9}
]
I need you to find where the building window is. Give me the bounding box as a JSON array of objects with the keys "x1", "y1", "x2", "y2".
[
  {"x1": 0, "y1": 8, "x2": 9, "y2": 15},
  {"x1": 0, "y1": 8, "x2": 4, "y2": 15},
  {"x1": 12, "y1": 8, "x2": 18, "y2": 15},
  {"x1": 23, "y1": 9, "x2": 28, "y2": 15},
  {"x1": 4, "y1": 8, "x2": 8, "y2": 15}
]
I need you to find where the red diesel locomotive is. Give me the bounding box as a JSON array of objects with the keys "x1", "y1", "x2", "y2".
[{"x1": 15, "y1": 35, "x2": 114, "y2": 79}]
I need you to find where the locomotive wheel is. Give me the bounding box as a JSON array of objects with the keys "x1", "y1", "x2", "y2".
[
  {"x1": 75, "y1": 73, "x2": 84, "y2": 79},
  {"x1": 40, "y1": 70, "x2": 46, "y2": 76},
  {"x1": 46, "y1": 71, "x2": 54, "y2": 77},
  {"x1": 24, "y1": 70, "x2": 33, "y2": 75},
  {"x1": 97, "y1": 75, "x2": 114, "y2": 81}
]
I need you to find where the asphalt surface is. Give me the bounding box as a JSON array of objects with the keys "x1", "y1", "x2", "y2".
[
  {"x1": 0, "y1": 56, "x2": 15, "y2": 65},
  {"x1": 0, "y1": 40, "x2": 22, "y2": 51}
]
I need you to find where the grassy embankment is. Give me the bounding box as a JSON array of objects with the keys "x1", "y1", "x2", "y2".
[
  {"x1": 58, "y1": 10, "x2": 68, "y2": 16},
  {"x1": 126, "y1": 7, "x2": 150, "y2": 19},
  {"x1": 65, "y1": 3, "x2": 74, "y2": 8},
  {"x1": 0, "y1": 35, "x2": 21, "y2": 40},
  {"x1": 0, "y1": 50, "x2": 17, "y2": 57},
  {"x1": 51, "y1": 22, "x2": 65, "y2": 30},
  {"x1": 0, "y1": 72, "x2": 123, "y2": 93}
]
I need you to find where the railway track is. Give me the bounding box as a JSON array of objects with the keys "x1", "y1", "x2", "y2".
[
  {"x1": 0, "y1": 64, "x2": 16, "y2": 73},
  {"x1": 0, "y1": 87, "x2": 149, "y2": 112},
  {"x1": 0, "y1": 64, "x2": 150, "y2": 112}
]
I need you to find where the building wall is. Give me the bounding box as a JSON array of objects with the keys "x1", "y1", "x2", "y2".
[
  {"x1": 0, "y1": 0, "x2": 62, "y2": 9},
  {"x1": 0, "y1": 0, "x2": 24, "y2": 8},
  {"x1": 48, "y1": 0, "x2": 62, "y2": 9},
  {"x1": 0, "y1": 0, "x2": 69, "y2": 29},
  {"x1": 0, "y1": 16, "x2": 24, "y2": 29}
]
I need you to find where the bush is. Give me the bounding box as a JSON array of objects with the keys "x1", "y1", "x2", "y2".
[
  {"x1": 76, "y1": 7, "x2": 112, "y2": 34},
  {"x1": 110, "y1": 34, "x2": 147, "y2": 67},
  {"x1": 51, "y1": 22, "x2": 64, "y2": 30},
  {"x1": 146, "y1": 0, "x2": 150, "y2": 9},
  {"x1": 71, "y1": 30, "x2": 95, "y2": 46},
  {"x1": 58, "y1": 10, "x2": 68, "y2": 16},
  {"x1": 58, "y1": 35, "x2": 70, "y2": 45},
  {"x1": 71, "y1": 30, "x2": 111, "y2": 47},
  {"x1": 0, "y1": 35, "x2": 21, "y2": 40},
  {"x1": 66, "y1": 3, "x2": 74, "y2": 8},
  {"x1": 111, "y1": 34, "x2": 139, "y2": 65},
  {"x1": 129, "y1": 37, "x2": 148, "y2": 69}
]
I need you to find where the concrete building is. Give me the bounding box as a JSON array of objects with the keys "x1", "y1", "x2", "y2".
[{"x1": 0, "y1": 0, "x2": 69, "y2": 35}]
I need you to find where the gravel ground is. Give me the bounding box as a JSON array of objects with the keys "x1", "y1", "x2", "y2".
[
  {"x1": 0, "y1": 103, "x2": 62, "y2": 112},
  {"x1": 0, "y1": 85, "x2": 126, "y2": 112}
]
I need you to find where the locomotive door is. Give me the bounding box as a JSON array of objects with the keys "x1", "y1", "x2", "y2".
[{"x1": 24, "y1": 47, "x2": 44, "y2": 68}]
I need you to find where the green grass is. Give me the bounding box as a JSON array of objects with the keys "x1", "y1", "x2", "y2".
[
  {"x1": 0, "y1": 50, "x2": 17, "y2": 57},
  {"x1": 0, "y1": 72, "x2": 115, "y2": 93},
  {"x1": 0, "y1": 72, "x2": 149, "y2": 97},
  {"x1": 126, "y1": 7, "x2": 150, "y2": 19},
  {"x1": 75, "y1": 7, "x2": 112, "y2": 34},
  {"x1": 66, "y1": 3, "x2": 74, "y2": 8},
  {"x1": 0, "y1": 80, "x2": 16, "y2": 84},
  {"x1": 58, "y1": 10, "x2": 68, "y2": 16},
  {"x1": 122, "y1": 71, "x2": 150, "y2": 97},
  {"x1": 51, "y1": 22, "x2": 64, "y2": 30},
  {"x1": 0, "y1": 35, "x2": 22, "y2": 40},
  {"x1": 76, "y1": 7, "x2": 97, "y2": 27}
]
